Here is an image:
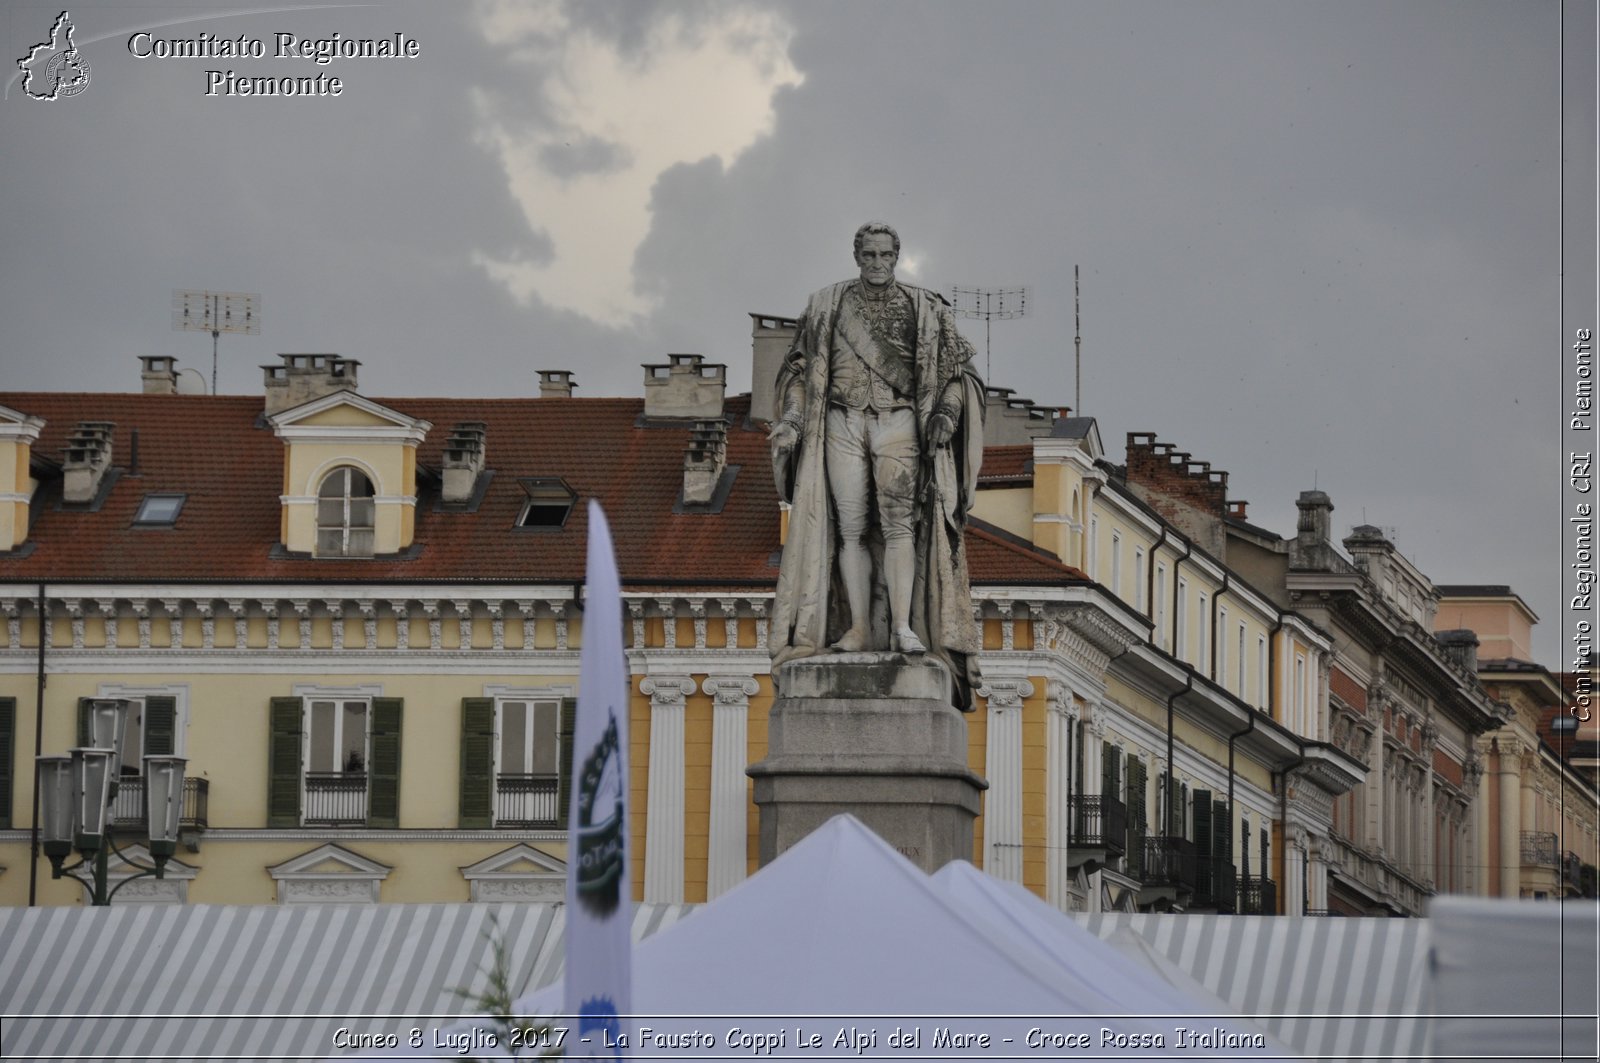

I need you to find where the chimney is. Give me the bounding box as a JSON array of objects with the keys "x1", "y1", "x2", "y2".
[
  {"x1": 643, "y1": 353, "x2": 726, "y2": 420},
  {"x1": 441, "y1": 422, "x2": 487, "y2": 504},
  {"x1": 538, "y1": 370, "x2": 576, "y2": 398},
  {"x1": 262, "y1": 354, "x2": 361, "y2": 414},
  {"x1": 1123, "y1": 432, "x2": 1230, "y2": 557},
  {"x1": 1228, "y1": 500, "x2": 1250, "y2": 520},
  {"x1": 750, "y1": 313, "x2": 800, "y2": 423},
  {"x1": 1436, "y1": 629, "x2": 1480, "y2": 674},
  {"x1": 139, "y1": 356, "x2": 179, "y2": 395},
  {"x1": 1288, "y1": 490, "x2": 1336, "y2": 569},
  {"x1": 62, "y1": 422, "x2": 114, "y2": 503},
  {"x1": 983, "y1": 385, "x2": 1063, "y2": 445},
  {"x1": 683, "y1": 419, "x2": 728, "y2": 506}
]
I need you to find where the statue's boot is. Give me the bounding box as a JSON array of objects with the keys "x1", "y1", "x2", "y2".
[
  {"x1": 830, "y1": 628, "x2": 871, "y2": 653},
  {"x1": 894, "y1": 627, "x2": 926, "y2": 654}
]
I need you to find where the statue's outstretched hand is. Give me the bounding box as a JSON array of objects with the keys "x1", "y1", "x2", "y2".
[
  {"x1": 926, "y1": 412, "x2": 956, "y2": 448},
  {"x1": 768, "y1": 421, "x2": 800, "y2": 452}
]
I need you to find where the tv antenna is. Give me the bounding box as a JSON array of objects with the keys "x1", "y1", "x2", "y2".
[
  {"x1": 173, "y1": 290, "x2": 260, "y2": 395},
  {"x1": 1073, "y1": 266, "x2": 1082, "y2": 414},
  {"x1": 949, "y1": 286, "x2": 1027, "y2": 380}
]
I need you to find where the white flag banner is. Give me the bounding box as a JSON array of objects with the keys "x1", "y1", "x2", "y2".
[{"x1": 565, "y1": 500, "x2": 632, "y2": 1059}]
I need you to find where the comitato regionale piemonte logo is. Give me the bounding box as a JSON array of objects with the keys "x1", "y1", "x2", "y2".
[{"x1": 17, "y1": 11, "x2": 91, "y2": 100}]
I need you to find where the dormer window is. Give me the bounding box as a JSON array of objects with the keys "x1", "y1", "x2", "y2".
[
  {"x1": 317, "y1": 467, "x2": 375, "y2": 557},
  {"x1": 516, "y1": 478, "x2": 576, "y2": 529}
]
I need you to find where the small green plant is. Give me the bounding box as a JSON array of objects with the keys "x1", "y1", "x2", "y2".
[{"x1": 446, "y1": 913, "x2": 565, "y2": 1058}]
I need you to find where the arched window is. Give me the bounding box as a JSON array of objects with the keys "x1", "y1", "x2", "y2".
[{"x1": 316, "y1": 467, "x2": 375, "y2": 557}]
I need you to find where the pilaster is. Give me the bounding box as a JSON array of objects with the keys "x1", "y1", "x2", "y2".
[
  {"x1": 703, "y1": 674, "x2": 759, "y2": 899},
  {"x1": 641, "y1": 674, "x2": 694, "y2": 902}
]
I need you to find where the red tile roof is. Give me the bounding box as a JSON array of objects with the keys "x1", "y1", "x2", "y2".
[{"x1": 0, "y1": 391, "x2": 1086, "y2": 590}]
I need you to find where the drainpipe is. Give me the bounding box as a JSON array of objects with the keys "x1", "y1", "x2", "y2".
[
  {"x1": 1165, "y1": 673, "x2": 1193, "y2": 836},
  {"x1": 28, "y1": 583, "x2": 45, "y2": 906}
]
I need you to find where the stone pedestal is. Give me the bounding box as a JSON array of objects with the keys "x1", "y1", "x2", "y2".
[{"x1": 748, "y1": 653, "x2": 987, "y2": 874}]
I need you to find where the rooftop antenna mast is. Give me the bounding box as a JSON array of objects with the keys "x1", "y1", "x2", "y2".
[
  {"x1": 173, "y1": 290, "x2": 260, "y2": 395},
  {"x1": 949, "y1": 286, "x2": 1028, "y2": 381},
  {"x1": 1074, "y1": 265, "x2": 1082, "y2": 414}
]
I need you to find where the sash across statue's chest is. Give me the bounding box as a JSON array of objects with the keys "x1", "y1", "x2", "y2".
[{"x1": 828, "y1": 285, "x2": 917, "y2": 408}]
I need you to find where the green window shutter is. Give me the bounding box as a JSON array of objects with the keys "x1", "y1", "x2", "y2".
[
  {"x1": 0, "y1": 697, "x2": 15, "y2": 828},
  {"x1": 1192, "y1": 789, "x2": 1213, "y2": 898},
  {"x1": 1214, "y1": 799, "x2": 1232, "y2": 866},
  {"x1": 267, "y1": 697, "x2": 303, "y2": 828},
  {"x1": 144, "y1": 696, "x2": 177, "y2": 757},
  {"x1": 1126, "y1": 756, "x2": 1146, "y2": 879},
  {"x1": 1102, "y1": 741, "x2": 1118, "y2": 799},
  {"x1": 557, "y1": 697, "x2": 577, "y2": 827},
  {"x1": 368, "y1": 698, "x2": 403, "y2": 829},
  {"x1": 78, "y1": 697, "x2": 94, "y2": 746},
  {"x1": 460, "y1": 698, "x2": 495, "y2": 829}
]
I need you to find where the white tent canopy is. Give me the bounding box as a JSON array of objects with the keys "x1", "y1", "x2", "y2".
[{"x1": 430, "y1": 815, "x2": 1287, "y2": 1060}]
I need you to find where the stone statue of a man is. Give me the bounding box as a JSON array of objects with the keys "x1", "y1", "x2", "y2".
[{"x1": 768, "y1": 222, "x2": 985, "y2": 709}]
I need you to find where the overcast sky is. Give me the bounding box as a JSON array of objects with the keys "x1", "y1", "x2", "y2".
[{"x1": 2, "y1": 0, "x2": 1593, "y2": 667}]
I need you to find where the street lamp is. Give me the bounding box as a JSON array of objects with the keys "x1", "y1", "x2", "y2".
[{"x1": 36, "y1": 699, "x2": 187, "y2": 905}]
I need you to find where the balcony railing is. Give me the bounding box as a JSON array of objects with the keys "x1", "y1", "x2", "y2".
[
  {"x1": 1238, "y1": 875, "x2": 1278, "y2": 915},
  {"x1": 1069, "y1": 794, "x2": 1126, "y2": 855},
  {"x1": 495, "y1": 773, "x2": 560, "y2": 828},
  {"x1": 1194, "y1": 857, "x2": 1237, "y2": 912},
  {"x1": 1142, "y1": 836, "x2": 1197, "y2": 892},
  {"x1": 110, "y1": 776, "x2": 210, "y2": 830},
  {"x1": 1520, "y1": 831, "x2": 1559, "y2": 869},
  {"x1": 304, "y1": 772, "x2": 367, "y2": 825}
]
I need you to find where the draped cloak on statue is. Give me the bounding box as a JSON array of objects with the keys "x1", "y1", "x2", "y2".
[{"x1": 770, "y1": 280, "x2": 985, "y2": 711}]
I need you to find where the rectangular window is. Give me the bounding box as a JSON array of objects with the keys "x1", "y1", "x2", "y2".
[
  {"x1": 495, "y1": 699, "x2": 562, "y2": 827},
  {"x1": 1237, "y1": 623, "x2": 1247, "y2": 697},
  {"x1": 1197, "y1": 591, "x2": 1208, "y2": 670},
  {"x1": 305, "y1": 699, "x2": 370, "y2": 825},
  {"x1": 1175, "y1": 579, "x2": 1188, "y2": 659},
  {"x1": 1111, "y1": 532, "x2": 1123, "y2": 599},
  {"x1": 1293, "y1": 655, "x2": 1307, "y2": 734},
  {"x1": 1218, "y1": 607, "x2": 1229, "y2": 686},
  {"x1": 1154, "y1": 564, "x2": 1167, "y2": 648},
  {"x1": 268, "y1": 694, "x2": 402, "y2": 829},
  {"x1": 1257, "y1": 636, "x2": 1268, "y2": 710},
  {"x1": 1134, "y1": 548, "x2": 1147, "y2": 611},
  {"x1": 1089, "y1": 518, "x2": 1099, "y2": 580}
]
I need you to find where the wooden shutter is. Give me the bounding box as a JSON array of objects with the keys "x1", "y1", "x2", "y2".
[
  {"x1": 267, "y1": 697, "x2": 303, "y2": 828},
  {"x1": 77, "y1": 697, "x2": 94, "y2": 746},
  {"x1": 459, "y1": 698, "x2": 495, "y2": 828},
  {"x1": 557, "y1": 697, "x2": 577, "y2": 826},
  {"x1": 0, "y1": 697, "x2": 14, "y2": 828},
  {"x1": 1125, "y1": 755, "x2": 1146, "y2": 879},
  {"x1": 1214, "y1": 799, "x2": 1232, "y2": 869},
  {"x1": 367, "y1": 698, "x2": 403, "y2": 828},
  {"x1": 144, "y1": 696, "x2": 177, "y2": 756},
  {"x1": 1102, "y1": 741, "x2": 1118, "y2": 798},
  {"x1": 1192, "y1": 788, "x2": 1213, "y2": 900}
]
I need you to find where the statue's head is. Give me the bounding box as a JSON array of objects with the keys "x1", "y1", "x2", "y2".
[{"x1": 853, "y1": 222, "x2": 899, "y2": 289}]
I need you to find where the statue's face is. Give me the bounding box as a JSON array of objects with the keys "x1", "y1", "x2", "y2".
[{"x1": 855, "y1": 232, "x2": 898, "y2": 289}]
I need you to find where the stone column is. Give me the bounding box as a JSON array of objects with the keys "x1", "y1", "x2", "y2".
[
  {"x1": 641, "y1": 675, "x2": 694, "y2": 903},
  {"x1": 703, "y1": 675, "x2": 759, "y2": 900},
  {"x1": 1285, "y1": 826, "x2": 1307, "y2": 916},
  {"x1": 1498, "y1": 738, "x2": 1523, "y2": 898},
  {"x1": 1307, "y1": 836, "x2": 1328, "y2": 911},
  {"x1": 979, "y1": 677, "x2": 1032, "y2": 883}
]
